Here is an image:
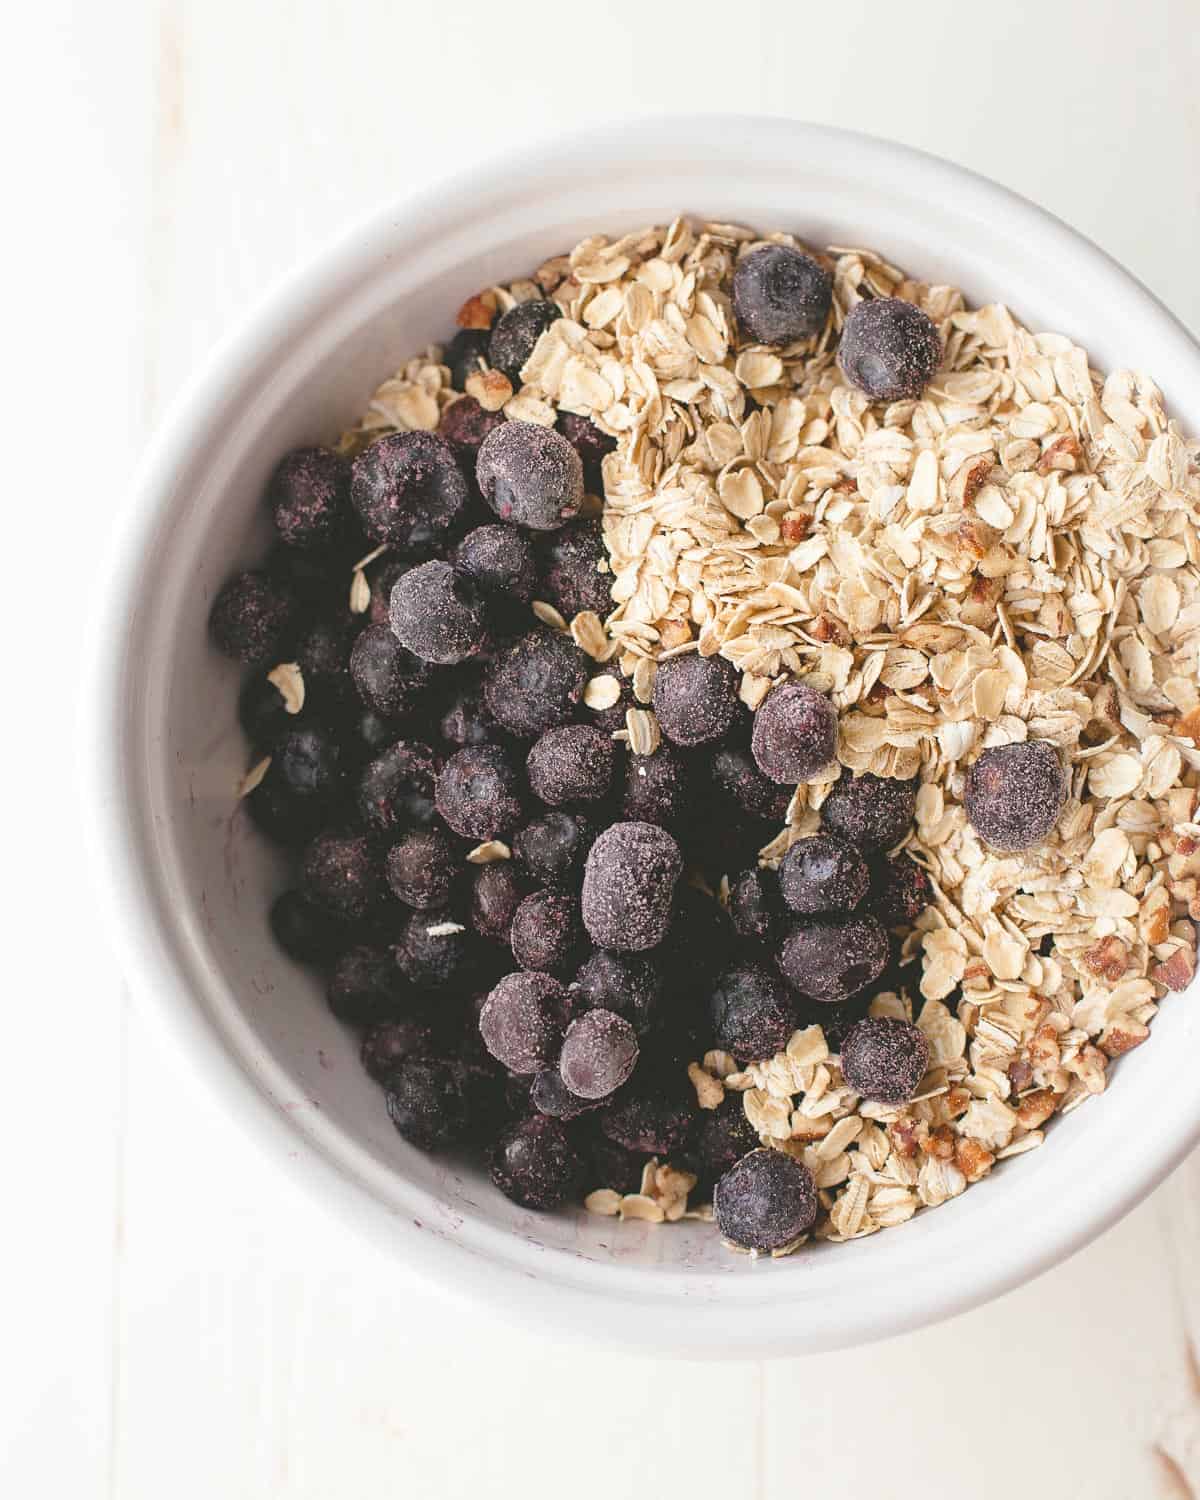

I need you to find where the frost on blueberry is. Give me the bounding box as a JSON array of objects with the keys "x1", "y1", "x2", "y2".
[
  {"x1": 714, "y1": 1149, "x2": 817, "y2": 1253},
  {"x1": 351, "y1": 431, "x2": 468, "y2": 550},
  {"x1": 750, "y1": 682, "x2": 837, "y2": 783},
  {"x1": 476, "y1": 420, "x2": 583, "y2": 531},
  {"x1": 484, "y1": 630, "x2": 587, "y2": 737},
  {"x1": 964, "y1": 741, "x2": 1066, "y2": 852},
  {"x1": 389, "y1": 560, "x2": 489, "y2": 666},
  {"x1": 777, "y1": 913, "x2": 889, "y2": 1005},
  {"x1": 731, "y1": 244, "x2": 832, "y2": 346},
  {"x1": 837, "y1": 295, "x2": 942, "y2": 402},
  {"x1": 581, "y1": 821, "x2": 682, "y2": 952},
  {"x1": 840, "y1": 1017, "x2": 930, "y2": 1104}
]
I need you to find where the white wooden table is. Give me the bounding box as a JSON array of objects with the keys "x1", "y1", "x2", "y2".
[{"x1": 10, "y1": 2, "x2": 1200, "y2": 1494}]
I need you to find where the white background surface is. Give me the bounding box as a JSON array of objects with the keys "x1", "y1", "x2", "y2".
[{"x1": 7, "y1": 1, "x2": 1200, "y2": 1495}]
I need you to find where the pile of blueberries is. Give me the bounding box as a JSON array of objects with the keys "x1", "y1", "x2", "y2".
[{"x1": 210, "y1": 245, "x2": 1065, "y2": 1254}]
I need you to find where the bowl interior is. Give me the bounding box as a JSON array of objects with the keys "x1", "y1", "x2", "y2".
[{"x1": 103, "y1": 121, "x2": 1200, "y2": 1351}]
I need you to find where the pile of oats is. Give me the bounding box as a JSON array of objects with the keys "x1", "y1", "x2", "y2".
[{"x1": 342, "y1": 218, "x2": 1200, "y2": 1251}]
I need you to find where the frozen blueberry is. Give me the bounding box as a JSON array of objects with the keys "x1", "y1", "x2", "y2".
[
  {"x1": 526, "y1": 725, "x2": 615, "y2": 806},
  {"x1": 265, "y1": 543, "x2": 343, "y2": 615},
  {"x1": 538, "y1": 518, "x2": 613, "y2": 620},
  {"x1": 327, "y1": 945, "x2": 407, "y2": 1026},
  {"x1": 658, "y1": 885, "x2": 735, "y2": 1000},
  {"x1": 709, "y1": 962, "x2": 798, "y2": 1061},
  {"x1": 777, "y1": 913, "x2": 889, "y2": 1004},
  {"x1": 479, "y1": 971, "x2": 573, "y2": 1074},
  {"x1": 559, "y1": 1009, "x2": 639, "y2": 1100},
  {"x1": 869, "y1": 853, "x2": 933, "y2": 928},
  {"x1": 572, "y1": 949, "x2": 663, "y2": 1036},
  {"x1": 269, "y1": 888, "x2": 349, "y2": 965},
  {"x1": 587, "y1": 1137, "x2": 648, "y2": 1195},
  {"x1": 360, "y1": 1015, "x2": 441, "y2": 1082},
  {"x1": 267, "y1": 446, "x2": 348, "y2": 550},
  {"x1": 355, "y1": 710, "x2": 397, "y2": 756},
  {"x1": 653, "y1": 654, "x2": 740, "y2": 748},
  {"x1": 385, "y1": 828, "x2": 458, "y2": 910},
  {"x1": 529, "y1": 1068, "x2": 601, "y2": 1121},
  {"x1": 688, "y1": 1096, "x2": 760, "y2": 1193},
  {"x1": 470, "y1": 862, "x2": 528, "y2": 943},
  {"x1": 840, "y1": 1017, "x2": 930, "y2": 1104},
  {"x1": 513, "y1": 811, "x2": 593, "y2": 888},
  {"x1": 444, "y1": 328, "x2": 490, "y2": 391},
  {"x1": 349, "y1": 622, "x2": 430, "y2": 717},
  {"x1": 275, "y1": 723, "x2": 345, "y2": 802},
  {"x1": 389, "y1": 560, "x2": 489, "y2": 666},
  {"x1": 713, "y1": 1149, "x2": 817, "y2": 1253},
  {"x1": 366, "y1": 557, "x2": 411, "y2": 628},
  {"x1": 484, "y1": 629, "x2": 587, "y2": 737},
  {"x1": 393, "y1": 908, "x2": 469, "y2": 991},
  {"x1": 302, "y1": 832, "x2": 379, "y2": 919},
  {"x1": 292, "y1": 612, "x2": 357, "y2": 714},
  {"x1": 438, "y1": 672, "x2": 500, "y2": 748},
  {"x1": 350, "y1": 431, "x2": 468, "y2": 549},
  {"x1": 386, "y1": 1057, "x2": 476, "y2": 1150},
  {"x1": 237, "y1": 674, "x2": 295, "y2": 752},
  {"x1": 964, "y1": 741, "x2": 1066, "y2": 852},
  {"x1": 780, "y1": 833, "x2": 870, "y2": 916},
  {"x1": 435, "y1": 745, "x2": 524, "y2": 841},
  {"x1": 438, "y1": 396, "x2": 506, "y2": 461},
  {"x1": 487, "y1": 299, "x2": 562, "y2": 382},
  {"x1": 751, "y1": 682, "x2": 837, "y2": 783},
  {"x1": 209, "y1": 570, "x2": 296, "y2": 666},
  {"x1": 599, "y1": 1085, "x2": 693, "y2": 1157},
  {"x1": 453, "y1": 524, "x2": 536, "y2": 604},
  {"x1": 490, "y1": 1114, "x2": 582, "y2": 1210},
  {"x1": 621, "y1": 744, "x2": 689, "y2": 830},
  {"x1": 510, "y1": 890, "x2": 582, "y2": 976},
  {"x1": 732, "y1": 243, "x2": 832, "y2": 346},
  {"x1": 581, "y1": 821, "x2": 682, "y2": 952},
  {"x1": 555, "y1": 412, "x2": 616, "y2": 479},
  {"x1": 710, "y1": 742, "x2": 793, "y2": 824},
  {"x1": 246, "y1": 762, "x2": 332, "y2": 846},
  {"x1": 727, "y1": 867, "x2": 779, "y2": 944},
  {"x1": 837, "y1": 296, "x2": 942, "y2": 402},
  {"x1": 356, "y1": 740, "x2": 439, "y2": 833},
  {"x1": 820, "y1": 770, "x2": 918, "y2": 850},
  {"x1": 476, "y1": 421, "x2": 583, "y2": 532}
]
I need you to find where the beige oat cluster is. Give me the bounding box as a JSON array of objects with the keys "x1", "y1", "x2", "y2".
[{"x1": 342, "y1": 218, "x2": 1200, "y2": 1249}]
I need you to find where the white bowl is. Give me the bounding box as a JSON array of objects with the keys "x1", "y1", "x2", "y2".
[{"x1": 86, "y1": 117, "x2": 1200, "y2": 1357}]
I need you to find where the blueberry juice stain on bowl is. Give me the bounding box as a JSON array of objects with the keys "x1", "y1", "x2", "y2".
[{"x1": 212, "y1": 220, "x2": 1200, "y2": 1259}]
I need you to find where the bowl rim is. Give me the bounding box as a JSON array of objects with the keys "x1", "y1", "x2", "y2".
[{"x1": 84, "y1": 114, "x2": 1200, "y2": 1357}]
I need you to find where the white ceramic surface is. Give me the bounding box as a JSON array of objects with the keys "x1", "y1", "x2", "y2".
[{"x1": 86, "y1": 116, "x2": 1200, "y2": 1358}]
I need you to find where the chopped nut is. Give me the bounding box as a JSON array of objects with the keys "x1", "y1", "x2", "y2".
[
  {"x1": 1081, "y1": 935, "x2": 1130, "y2": 984},
  {"x1": 687, "y1": 1062, "x2": 725, "y2": 1110},
  {"x1": 455, "y1": 291, "x2": 495, "y2": 329},
  {"x1": 1152, "y1": 945, "x2": 1196, "y2": 992}
]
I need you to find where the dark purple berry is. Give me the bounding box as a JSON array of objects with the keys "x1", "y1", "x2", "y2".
[
  {"x1": 538, "y1": 518, "x2": 613, "y2": 618},
  {"x1": 327, "y1": 944, "x2": 406, "y2": 1026},
  {"x1": 275, "y1": 723, "x2": 344, "y2": 801},
  {"x1": 453, "y1": 524, "x2": 536, "y2": 603},
  {"x1": 554, "y1": 412, "x2": 616, "y2": 477},
  {"x1": 356, "y1": 740, "x2": 439, "y2": 833},
  {"x1": 444, "y1": 328, "x2": 490, "y2": 391},
  {"x1": 484, "y1": 629, "x2": 587, "y2": 737},
  {"x1": 294, "y1": 613, "x2": 358, "y2": 707},
  {"x1": 728, "y1": 867, "x2": 778, "y2": 944},
  {"x1": 658, "y1": 885, "x2": 735, "y2": 1000},
  {"x1": 348, "y1": 622, "x2": 429, "y2": 718},
  {"x1": 751, "y1": 682, "x2": 837, "y2": 783},
  {"x1": 588, "y1": 1137, "x2": 647, "y2": 1195},
  {"x1": 840, "y1": 1017, "x2": 930, "y2": 1104},
  {"x1": 653, "y1": 654, "x2": 740, "y2": 747},
  {"x1": 209, "y1": 570, "x2": 296, "y2": 666},
  {"x1": 437, "y1": 396, "x2": 506, "y2": 460},
  {"x1": 302, "y1": 832, "x2": 379, "y2": 918},
  {"x1": 710, "y1": 743, "x2": 792, "y2": 823},
  {"x1": 510, "y1": 890, "x2": 582, "y2": 976},
  {"x1": 350, "y1": 431, "x2": 468, "y2": 549},
  {"x1": 470, "y1": 862, "x2": 528, "y2": 943},
  {"x1": 779, "y1": 833, "x2": 870, "y2": 916},
  {"x1": 267, "y1": 446, "x2": 348, "y2": 550},
  {"x1": 385, "y1": 828, "x2": 458, "y2": 910},
  {"x1": 490, "y1": 1114, "x2": 582, "y2": 1210},
  {"x1": 820, "y1": 770, "x2": 918, "y2": 850},
  {"x1": 435, "y1": 745, "x2": 524, "y2": 841},
  {"x1": 837, "y1": 296, "x2": 942, "y2": 402},
  {"x1": 476, "y1": 421, "x2": 583, "y2": 531},
  {"x1": 714, "y1": 1149, "x2": 817, "y2": 1252},
  {"x1": 269, "y1": 888, "x2": 348, "y2": 965},
  {"x1": 599, "y1": 1086, "x2": 693, "y2": 1157},
  {"x1": 238, "y1": 674, "x2": 295, "y2": 752},
  {"x1": 572, "y1": 949, "x2": 663, "y2": 1036},
  {"x1": 777, "y1": 913, "x2": 889, "y2": 1004},
  {"x1": 389, "y1": 559, "x2": 489, "y2": 666},
  {"x1": 581, "y1": 821, "x2": 682, "y2": 952},
  {"x1": 513, "y1": 811, "x2": 593, "y2": 888},
  {"x1": 870, "y1": 853, "x2": 933, "y2": 928},
  {"x1": 559, "y1": 1009, "x2": 639, "y2": 1100},
  {"x1": 964, "y1": 741, "x2": 1066, "y2": 852},
  {"x1": 386, "y1": 1057, "x2": 475, "y2": 1149},
  {"x1": 526, "y1": 725, "x2": 615, "y2": 806},
  {"x1": 392, "y1": 908, "x2": 468, "y2": 991},
  {"x1": 688, "y1": 1096, "x2": 760, "y2": 1192},
  {"x1": 621, "y1": 744, "x2": 689, "y2": 830},
  {"x1": 366, "y1": 557, "x2": 410, "y2": 628},
  {"x1": 360, "y1": 1016, "x2": 441, "y2": 1082},
  {"x1": 530, "y1": 1068, "x2": 601, "y2": 1121},
  {"x1": 732, "y1": 244, "x2": 833, "y2": 346},
  {"x1": 479, "y1": 971, "x2": 572, "y2": 1074},
  {"x1": 487, "y1": 299, "x2": 562, "y2": 382},
  {"x1": 709, "y1": 962, "x2": 798, "y2": 1061},
  {"x1": 246, "y1": 763, "x2": 331, "y2": 846},
  {"x1": 438, "y1": 672, "x2": 500, "y2": 748}
]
